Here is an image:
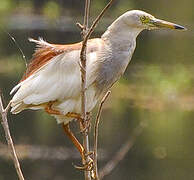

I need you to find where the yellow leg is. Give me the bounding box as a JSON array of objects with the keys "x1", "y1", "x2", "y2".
[
  {"x1": 45, "y1": 101, "x2": 61, "y2": 115},
  {"x1": 62, "y1": 123, "x2": 94, "y2": 171},
  {"x1": 62, "y1": 123, "x2": 84, "y2": 158},
  {"x1": 66, "y1": 112, "x2": 83, "y2": 122},
  {"x1": 45, "y1": 102, "x2": 83, "y2": 122},
  {"x1": 45, "y1": 102, "x2": 93, "y2": 170}
]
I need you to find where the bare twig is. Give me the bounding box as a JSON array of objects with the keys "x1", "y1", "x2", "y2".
[
  {"x1": 93, "y1": 91, "x2": 111, "y2": 180},
  {"x1": 99, "y1": 121, "x2": 147, "y2": 179},
  {"x1": 80, "y1": 0, "x2": 92, "y2": 180},
  {"x1": 81, "y1": 0, "x2": 115, "y2": 51},
  {"x1": 79, "y1": 1, "x2": 114, "y2": 179},
  {"x1": 3, "y1": 30, "x2": 27, "y2": 68},
  {"x1": 0, "y1": 95, "x2": 25, "y2": 180}
]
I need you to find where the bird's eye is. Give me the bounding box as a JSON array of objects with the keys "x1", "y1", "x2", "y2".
[{"x1": 140, "y1": 16, "x2": 150, "y2": 24}]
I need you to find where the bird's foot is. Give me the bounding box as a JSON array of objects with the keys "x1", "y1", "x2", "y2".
[
  {"x1": 62, "y1": 124, "x2": 94, "y2": 173},
  {"x1": 74, "y1": 154, "x2": 94, "y2": 172}
]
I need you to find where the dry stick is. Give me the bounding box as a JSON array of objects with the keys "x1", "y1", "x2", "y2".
[
  {"x1": 93, "y1": 91, "x2": 111, "y2": 180},
  {"x1": 0, "y1": 95, "x2": 25, "y2": 180},
  {"x1": 79, "y1": 0, "x2": 115, "y2": 179},
  {"x1": 80, "y1": 0, "x2": 92, "y2": 180},
  {"x1": 80, "y1": 0, "x2": 115, "y2": 50},
  {"x1": 99, "y1": 121, "x2": 147, "y2": 179}
]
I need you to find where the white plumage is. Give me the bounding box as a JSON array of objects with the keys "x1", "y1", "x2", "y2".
[
  {"x1": 10, "y1": 10, "x2": 186, "y2": 124},
  {"x1": 11, "y1": 38, "x2": 103, "y2": 124}
]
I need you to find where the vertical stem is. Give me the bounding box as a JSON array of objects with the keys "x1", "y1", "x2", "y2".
[
  {"x1": 81, "y1": 0, "x2": 91, "y2": 180},
  {"x1": 80, "y1": 0, "x2": 114, "y2": 179},
  {"x1": 83, "y1": 0, "x2": 90, "y2": 30},
  {"x1": 93, "y1": 91, "x2": 111, "y2": 180},
  {"x1": 0, "y1": 96, "x2": 25, "y2": 180}
]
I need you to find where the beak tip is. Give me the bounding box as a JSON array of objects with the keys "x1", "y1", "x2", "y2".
[
  {"x1": 152, "y1": 19, "x2": 187, "y2": 31},
  {"x1": 174, "y1": 25, "x2": 187, "y2": 31}
]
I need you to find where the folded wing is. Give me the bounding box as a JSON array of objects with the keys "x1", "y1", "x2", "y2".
[
  {"x1": 10, "y1": 38, "x2": 82, "y2": 113},
  {"x1": 10, "y1": 38, "x2": 103, "y2": 114}
]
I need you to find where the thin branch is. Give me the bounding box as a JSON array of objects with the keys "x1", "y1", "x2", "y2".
[
  {"x1": 79, "y1": 1, "x2": 114, "y2": 179},
  {"x1": 83, "y1": 0, "x2": 90, "y2": 31},
  {"x1": 80, "y1": 0, "x2": 92, "y2": 180},
  {"x1": 0, "y1": 95, "x2": 25, "y2": 180},
  {"x1": 99, "y1": 121, "x2": 147, "y2": 179},
  {"x1": 2, "y1": 29, "x2": 27, "y2": 68},
  {"x1": 81, "y1": 0, "x2": 115, "y2": 47},
  {"x1": 93, "y1": 91, "x2": 111, "y2": 180}
]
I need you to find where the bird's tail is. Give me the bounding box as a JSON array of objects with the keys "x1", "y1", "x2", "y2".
[{"x1": 10, "y1": 101, "x2": 27, "y2": 114}]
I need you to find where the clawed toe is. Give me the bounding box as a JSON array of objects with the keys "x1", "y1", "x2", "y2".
[
  {"x1": 74, "y1": 156, "x2": 94, "y2": 171},
  {"x1": 79, "y1": 117, "x2": 91, "y2": 134}
]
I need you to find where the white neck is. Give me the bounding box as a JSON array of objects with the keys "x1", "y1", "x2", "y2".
[{"x1": 101, "y1": 18, "x2": 143, "y2": 51}]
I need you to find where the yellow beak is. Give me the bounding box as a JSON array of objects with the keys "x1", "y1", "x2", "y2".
[{"x1": 150, "y1": 18, "x2": 187, "y2": 30}]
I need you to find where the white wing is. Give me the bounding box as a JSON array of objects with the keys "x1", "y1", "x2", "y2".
[
  {"x1": 10, "y1": 38, "x2": 103, "y2": 115},
  {"x1": 11, "y1": 50, "x2": 82, "y2": 112}
]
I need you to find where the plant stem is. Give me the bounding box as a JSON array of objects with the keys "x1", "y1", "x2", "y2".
[
  {"x1": 80, "y1": 0, "x2": 91, "y2": 179},
  {"x1": 80, "y1": 1, "x2": 115, "y2": 179},
  {"x1": 93, "y1": 91, "x2": 111, "y2": 180},
  {"x1": 0, "y1": 95, "x2": 25, "y2": 180}
]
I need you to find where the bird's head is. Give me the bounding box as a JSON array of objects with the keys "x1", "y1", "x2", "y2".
[{"x1": 121, "y1": 10, "x2": 186, "y2": 31}]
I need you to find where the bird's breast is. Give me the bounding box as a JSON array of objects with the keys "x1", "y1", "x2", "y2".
[{"x1": 94, "y1": 48, "x2": 133, "y2": 96}]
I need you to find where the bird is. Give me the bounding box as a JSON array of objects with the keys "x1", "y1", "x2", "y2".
[{"x1": 10, "y1": 10, "x2": 186, "y2": 160}]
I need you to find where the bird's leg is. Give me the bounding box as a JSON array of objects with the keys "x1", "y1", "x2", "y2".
[
  {"x1": 65, "y1": 112, "x2": 85, "y2": 132},
  {"x1": 62, "y1": 123, "x2": 84, "y2": 157},
  {"x1": 66, "y1": 112, "x2": 84, "y2": 123},
  {"x1": 45, "y1": 101, "x2": 62, "y2": 115},
  {"x1": 45, "y1": 102, "x2": 83, "y2": 121},
  {"x1": 45, "y1": 103, "x2": 93, "y2": 170},
  {"x1": 65, "y1": 112, "x2": 88, "y2": 133},
  {"x1": 62, "y1": 123, "x2": 93, "y2": 171}
]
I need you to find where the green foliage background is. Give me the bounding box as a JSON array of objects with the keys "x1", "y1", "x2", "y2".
[{"x1": 0, "y1": 0, "x2": 193, "y2": 180}]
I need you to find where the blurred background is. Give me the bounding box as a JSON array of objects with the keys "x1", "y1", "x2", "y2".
[{"x1": 0, "y1": 0, "x2": 193, "y2": 179}]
